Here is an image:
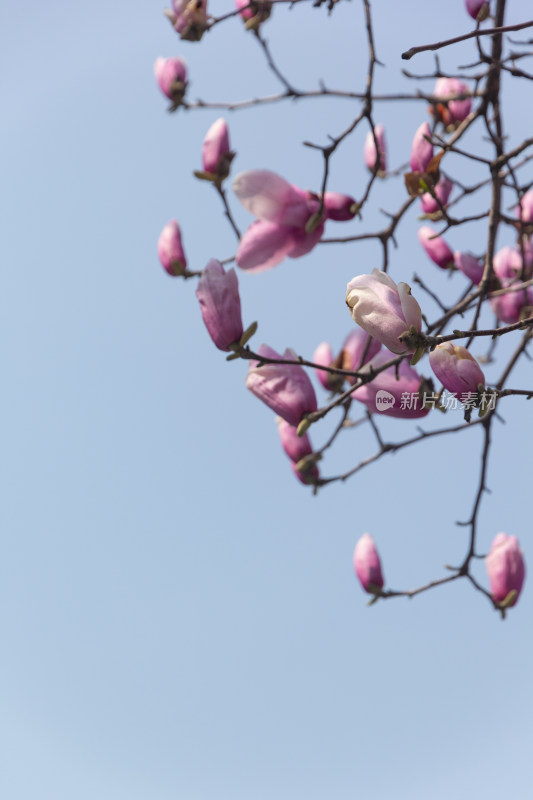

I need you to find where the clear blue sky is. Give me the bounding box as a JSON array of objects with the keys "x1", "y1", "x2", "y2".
[{"x1": 2, "y1": 1, "x2": 531, "y2": 798}]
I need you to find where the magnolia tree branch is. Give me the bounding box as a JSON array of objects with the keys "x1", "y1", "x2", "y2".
[{"x1": 155, "y1": 0, "x2": 530, "y2": 613}]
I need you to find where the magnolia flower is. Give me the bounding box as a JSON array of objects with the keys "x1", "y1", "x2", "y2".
[
  {"x1": 171, "y1": 0, "x2": 208, "y2": 41},
  {"x1": 490, "y1": 279, "x2": 533, "y2": 324},
  {"x1": 486, "y1": 533, "x2": 525, "y2": 607},
  {"x1": 353, "y1": 534, "x2": 384, "y2": 594},
  {"x1": 201, "y1": 118, "x2": 233, "y2": 181},
  {"x1": 351, "y1": 350, "x2": 430, "y2": 419},
  {"x1": 429, "y1": 342, "x2": 485, "y2": 395},
  {"x1": 322, "y1": 192, "x2": 357, "y2": 221},
  {"x1": 410, "y1": 122, "x2": 434, "y2": 173},
  {"x1": 465, "y1": 0, "x2": 489, "y2": 21},
  {"x1": 420, "y1": 177, "x2": 453, "y2": 214},
  {"x1": 313, "y1": 342, "x2": 338, "y2": 391},
  {"x1": 418, "y1": 226, "x2": 455, "y2": 269},
  {"x1": 277, "y1": 418, "x2": 319, "y2": 484},
  {"x1": 195, "y1": 259, "x2": 244, "y2": 350},
  {"x1": 154, "y1": 57, "x2": 187, "y2": 106},
  {"x1": 246, "y1": 345, "x2": 317, "y2": 426},
  {"x1": 493, "y1": 245, "x2": 532, "y2": 281},
  {"x1": 341, "y1": 329, "x2": 382, "y2": 379},
  {"x1": 233, "y1": 170, "x2": 354, "y2": 272},
  {"x1": 233, "y1": 170, "x2": 323, "y2": 272},
  {"x1": 516, "y1": 190, "x2": 533, "y2": 224},
  {"x1": 235, "y1": 0, "x2": 272, "y2": 29},
  {"x1": 364, "y1": 124, "x2": 387, "y2": 174},
  {"x1": 454, "y1": 252, "x2": 484, "y2": 284},
  {"x1": 157, "y1": 220, "x2": 187, "y2": 276},
  {"x1": 346, "y1": 269, "x2": 422, "y2": 355},
  {"x1": 433, "y1": 78, "x2": 472, "y2": 125}
]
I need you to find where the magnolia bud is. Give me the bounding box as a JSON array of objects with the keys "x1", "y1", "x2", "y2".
[
  {"x1": 202, "y1": 118, "x2": 233, "y2": 181},
  {"x1": 353, "y1": 534, "x2": 384, "y2": 594},
  {"x1": 364, "y1": 124, "x2": 387, "y2": 174},
  {"x1": 195, "y1": 260, "x2": 244, "y2": 350},
  {"x1": 410, "y1": 122, "x2": 433, "y2": 173},
  {"x1": 486, "y1": 533, "x2": 525, "y2": 607},
  {"x1": 154, "y1": 57, "x2": 188, "y2": 106},
  {"x1": 429, "y1": 342, "x2": 485, "y2": 395},
  {"x1": 157, "y1": 220, "x2": 187, "y2": 276},
  {"x1": 418, "y1": 227, "x2": 454, "y2": 270},
  {"x1": 246, "y1": 345, "x2": 318, "y2": 426},
  {"x1": 346, "y1": 269, "x2": 422, "y2": 355}
]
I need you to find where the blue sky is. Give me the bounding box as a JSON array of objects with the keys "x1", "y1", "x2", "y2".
[{"x1": 2, "y1": 2, "x2": 532, "y2": 798}]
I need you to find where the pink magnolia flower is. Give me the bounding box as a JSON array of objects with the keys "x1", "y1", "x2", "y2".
[
  {"x1": 490, "y1": 279, "x2": 533, "y2": 324},
  {"x1": 493, "y1": 245, "x2": 532, "y2": 281},
  {"x1": 351, "y1": 350, "x2": 430, "y2": 419},
  {"x1": 364, "y1": 124, "x2": 387, "y2": 174},
  {"x1": 277, "y1": 418, "x2": 319, "y2": 484},
  {"x1": 454, "y1": 252, "x2": 484, "y2": 284},
  {"x1": 429, "y1": 342, "x2": 485, "y2": 395},
  {"x1": 195, "y1": 259, "x2": 244, "y2": 351},
  {"x1": 201, "y1": 118, "x2": 233, "y2": 180},
  {"x1": 346, "y1": 269, "x2": 422, "y2": 355},
  {"x1": 420, "y1": 177, "x2": 453, "y2": 214},
  {"x1": 516, "y1": 190, "x2": 533, "y2": 224},
  {"x1": 418, "y1": 226, "x2": 455, "y2": 269},
  {"x1": 341, "y1": 329, "x2": 382, "y2": 379},
  {"x1": 233, "y1": 170, "x2": 325, "y2": 272},
  {"x1": 313, "y1": 342, "x2": 338, "y2": 391},
  {"x1": 410, "y1": 122, "x2": 434, "y2": 173},
  {"x1": 486, "y1": 533, "x2": 526, "y2": 607},
  {"x1": 246, "y1": 345, "x2": 317, "y2": 426},
  {"x1": 171, "y1": 0, "x2": 208, "y2": 41},
  {"x1": 322, "y1": 192, "x2": 357, "y2": 221},
  {"x1": 433, "y1": 78, "x2": 472, "y2": 125},
  {"x1": 353, "y1": 534, "x2": 384, "y2": 594},
  {"x1": 465, "y1": 0, "x2": 489, "y2": 20},
  {"x1": 235, "y1": 0, "x2": 272, "y2": 28},
  {"x1": 154, "y1": 57, "x2": 187, "y2": 104},
  {"x1": 158, "y1": 220, "x2": 187, "y2": 276}
]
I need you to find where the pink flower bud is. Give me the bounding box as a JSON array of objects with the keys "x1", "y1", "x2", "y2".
[
  {"x1": 172, "y1": 0, "x2": 208, "y2": 41},
  {"x1": 364, "y1": 124, "x2": 387, "y2": 174},
  {"x1": 454, "y1": 252, "x2": 484, "y2": 284},
  {"x1": 202, "y1": 118, "x2": 232, "y2": 178},
  {"x1": 429, "y1": 342, "x2": 485, "y2": 395},
  {"x1": 465, "y1": 0, "x2": 489, "y2": 20},
  {"x1": 154, "y1": 57, "x2": 187, "y2": 103},
  {"x1": 410, "y1": 122, "x2": 434, "y2": 173},
  {"x1": 195, "y1": 259, "x2": 244, "y2": 350},
  {"x1": 277, "y1": 418, "x2": 313, "y2": 463},
  {"x1": 493, "y1": 245, "x2": 532, "y2": 281},
  {"x1": 353, "y1": 534, "x2": 384, "y2": 594},
  {"x1": 158, "y1": 220, "x2": 187, "y2": 276},
  {"x1": 276, "y1": 419, "x2": 320, "y2": 484},
  {"x1": 418, "y1": 226, "x2": 455, "y2": 269},
  {"x1": 352, "y1": 350, "x2": 430, "y2": 419},
  {"x1": 313, "y1": 342, "x2": 337, "y2": 390},
  {"x1": 246, "y1": 345, "x2": 318, "y2": 426},
  {"x1": 322, "y1": 192, "x2": 357, "y2": 221},
  {"x1": 516, "y1": 190, "x2": 533, "y2": 224},
  {"x1": 341, "y1": 329, "x2": 382, "y2": 378},
  {"x1": 486, "y1": 533, "x2": 525, "y2": 607},
  {"x1": 433, "y1": 78, "x2": 472, "y2": 125},
  {"x1": 346, "y1": 269, "x2": 422, "y2": 355},
  {"x1": 490, "y1": 279, "x2": 533, "y2": 324},
  {"x1": 235, "y1": 0, "x2": 272, "y2": 28},
  {"x1": 420, "y1": 177, "x2": 453, "y2": 214}
]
